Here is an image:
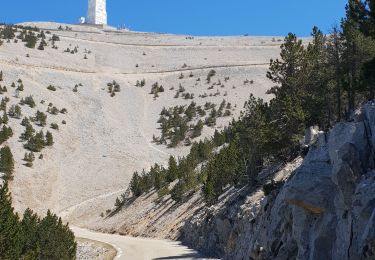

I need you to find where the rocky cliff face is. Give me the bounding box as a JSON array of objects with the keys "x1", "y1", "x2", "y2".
[{"x1": 181, "y1": 101, "x2": 375, "y2": 260}]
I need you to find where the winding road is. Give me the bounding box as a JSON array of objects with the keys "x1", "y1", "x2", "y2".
[{"x1": 72, "y1": 226, "x2": 211, "y2": 260}]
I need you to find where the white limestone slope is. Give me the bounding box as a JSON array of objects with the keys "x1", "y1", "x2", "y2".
[{"x1": 0, "y1": 22, "x2": 284, "y2": 227}]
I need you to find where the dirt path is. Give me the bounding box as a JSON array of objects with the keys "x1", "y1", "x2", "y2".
[
  {"x1": 72, "y1": 226, "x2": 212, "y2": 260},
  {"x1": 0, "y1": 59, "x2": 269, "y2": 76},
  {"x1": 58, "y1": 189, "x2": 125, "y2": 220},
  {"x1": 56, "y1": 33, "x2": 281, "y2": 48}
]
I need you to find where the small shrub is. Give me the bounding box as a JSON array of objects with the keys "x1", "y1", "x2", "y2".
[
  {"x1": 206, "y1": 70, "x2": 216, "y2": 83},
  {"x1": 23, "y1": 152, "x2": 35, "y2": 162},
  {"x1": 47, "y1": 85, "x2": 56, "y2": 91},
  {"x1": 22, "y1": 96, "x2": 36, "y2": 108},
  {"x1": 17, "y1": 83, "x2": 24, "y2": 91},
  {"x1": 50, "y1": 123, "x2": 59, "y2": 130}
]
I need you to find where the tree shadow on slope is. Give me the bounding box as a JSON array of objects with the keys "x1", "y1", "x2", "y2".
[
  {"x1": 106, "y1": 189, "x2": 158, "y2": 218},
  {"x1": 152, "y1": 252, "x2": 202, "y2": 260}
]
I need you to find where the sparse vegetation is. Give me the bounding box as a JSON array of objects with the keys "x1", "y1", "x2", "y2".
[
  {"x1": 135, "y1": 79, "x2": 146, "y2": 87},
  {"x1": 150, "y1": 82, "x2": 164, "y2": 98},
  {"x1": 119, "y1": 1, "x2": 375, "y2": 207},
  {"x1": 20, "y1": 95, "x2": 36, "y2": 108},
  {"x1": 107, "y1": 80, "x2": 121, "y2": 97},
  {"x1": 154, "y1": 101, "x2": 217, "y2": 147}
]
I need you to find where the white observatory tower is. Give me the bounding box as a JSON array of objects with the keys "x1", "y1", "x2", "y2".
[{"x1": 87, "y1": 0, "x2": 107, "y2": 25}]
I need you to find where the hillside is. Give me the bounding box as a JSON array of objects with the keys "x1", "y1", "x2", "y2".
[
  {"x1": 2, "y1": 0, "x2": 375, "y2": 259},
  {"x1": 0, "y1": 22, "x2": 282, "y2": 226},
  {"x1": 182, "y1": 102, "x2": 375, "y2": 259}
]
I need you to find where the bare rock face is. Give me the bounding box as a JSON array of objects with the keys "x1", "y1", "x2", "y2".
[
  {"x1": 303, "y1": 126, "x2": 320, "y2": 146},
  {"x1": 181, "y1": 101, "x2": 375, "y2": 260}
]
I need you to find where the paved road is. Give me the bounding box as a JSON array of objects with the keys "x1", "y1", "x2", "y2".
[{"x1": 72, "y1": 226, "x2": 213, "y2": 260}]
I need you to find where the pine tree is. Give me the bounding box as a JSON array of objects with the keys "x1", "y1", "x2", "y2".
[
  {"x1": 21, "y1": 124, "x2": 35, "y2": 141},
  {"x1": 345, "y1": 0, "x2": 368, "y2": 32},
  {"x1": 45, "y1": 131, "x2": 53, "y2": 146},
  {"x1": 19, "y1": 208, "x2": 39, "y2": 258},
  {"x1": 192, "y1": 120, "x2": 204, "y2": 138},
  {"x1": 24, "y1": 96, "x2": 36, "y2": 108},
  {"x1": 203, "y1": 175, "x2": 215, "y2": 206},
  {"x1": 303, "y1": 27, "x2": 333, "y2": 127},
  {"x1": 362, "y1": 0, "x2": 375, "y2": 99},
  {"x1": 130, "y1": 171, "x2": 142, "y2": 197},
  {"x1": 363, "y1": 56, "x2": 375, "y2": 99},
  {"x1": 339, "y1": 0, "x2": 375, "y2": 112},
  {"x1": 115, "y1": 197, "x2": 122, "y2": 208},
  {"x1": 25, "y1": 131, "x2": 45, "y2": 152},
  {"x1": 17, "y1": 83, "x2": 24, "y2": 91},
  {"x1": 37, "y1": 210, "x2": 77, "y2": 259},
  {"x1": 151, "y1": 164, "x2": 166, "y2": 190},
  {"x1": 0, "y1": 146, "x2": 14, "y2": 181},
  {"x1": 23, "y1": 152, "x2": 35, "y2": 162},
  {"x1": 267, "y1": 33, "x2": 306, "y2": 97},
  {"x1": 14, "y1": 105, "x2": 22, "y2": 119},
  {"x1": 0, "y1": 182, "x2": 22, "y2": 259},
  {"x1": 327, "y1": 25, "x2": 344, "y2": 120},
  {"x1": 0, "y1": 182, "x2": 77, "y2": 259},
  {"x1": 37, "y1": 41, "x2": 45, "y2": 50},
  {"x1": 166, "y1": 156, "x2": 178, "y2": 182},
  {"x1": 266, "y1": 34, "x2": 307, "y2": 157},
  {"x1": 35, "y1": 111, "x2": 47, "y2": 126},
  {"x1": 8, "y1": 105, "x2": 15, "y2": 118},
  {"x1": 341, "y1": 22, "x2": 375, "y2": 112},
  {"x1": 2, "y1": 111, "x2": 8, "y2": 124},
  {"x1": 367, "y1": 0, "x2": 375, "y2": 37},
  {"x1": 0, "y1": 98, "x2": 7, "y2": 111},
  {"x1": 21, "y1": 117, "x2": 30, "y2": 127},
  {"x1": 24, "y1": 33, "x2": 37, "y2": 48},
  {"x1": 0, "y1": 125, "x2": 13, "y2": 144},
  {"x1": 213, "y1": 129, "x2": 225, "y2": 146}
]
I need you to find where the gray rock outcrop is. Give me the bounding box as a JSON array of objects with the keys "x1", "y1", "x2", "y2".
[{"x1": 181, "y1": 101, "x2": 375, "y2": 260}]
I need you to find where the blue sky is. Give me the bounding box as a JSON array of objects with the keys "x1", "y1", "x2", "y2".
[{"x1": 0, "y1": 0, "x2": 348, "y2": 36}]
